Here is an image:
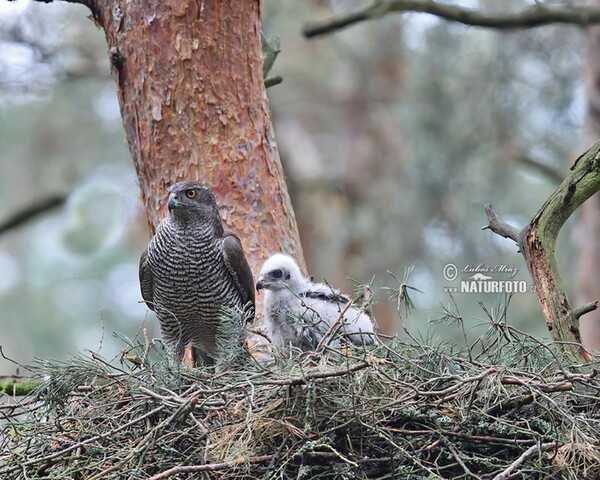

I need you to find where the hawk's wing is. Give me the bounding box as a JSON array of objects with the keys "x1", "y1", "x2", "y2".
[
  {"x1": 139, "y1": 245, "x2": 155, "y2": 311},
  {"x1": 222, "y1": 230, "x2": 255, "y2": 322}
]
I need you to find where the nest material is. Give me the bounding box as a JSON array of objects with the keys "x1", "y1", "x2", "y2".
[{"x1": 1, "y1": 322, "x2": 600, "y2": 480}]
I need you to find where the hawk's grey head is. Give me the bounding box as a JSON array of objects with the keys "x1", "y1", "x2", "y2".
[
  {"x1": 167, "y1": 180, "x2": 221, "y2": 227},
  {"x1": 256, "y1": 253, "x2": 305, "y2": 292}
]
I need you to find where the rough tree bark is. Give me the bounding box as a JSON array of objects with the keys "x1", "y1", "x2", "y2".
[
  {"x1": 53, "y1": 0, "x2": 304, "y2": 277},
  {"x1": 485, "y1": 141, "x2": 600, "y2": 361}
]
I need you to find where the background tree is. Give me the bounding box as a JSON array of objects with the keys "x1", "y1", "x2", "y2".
[
  {"x1": 0, "y1": 0, "x2": 598, "y2": 366},
  {"x1": 297, "y1": 0, "x2": 600, "y2": 356},
  {"x1": 4, "y1": 0, "x2": 304, "y2": 276},
  {"x1": 576, "y1": 2, "x2": 600, "y2": 351},
  {"x1": 90, "y1": 0, "x2": 304, "y2": 278}
]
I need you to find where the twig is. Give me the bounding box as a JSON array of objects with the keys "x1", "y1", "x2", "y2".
[
  {"x1": 258, "y1": 361, "x2": 371, "y2": 387},
  {"x1": 482, "y1": 204, "x2": 520, "y2": 242},
  {"x1": 491, "y1": 442, "x2": 558, "y2": 480},
  {"x1": 96, "y1": 311, "x2": 105, "y2": 355},
  {"x1": 448, "y1": 291, "x2": 472, "y2": 362},
  {"x1": 569, "y1": 301, "x2": 598, "y2": 321},
  {"x1": 500, "y1": 377, "x2": 573, "y2": 393},
  {"x1": 316, "y1": 300, "x2": 353, "y2": 351},
  {"x1": 445, "y1": 439, "x2": 482, "y2": 480},
  {"x1": 485, "y1": 393, "x2": 536, "y2": 416},
  {"x1": 416, "y1": 368, "x2": 497, "y2": 397},
  {"x1": 396, "y1": 282, "x2": 407, "y2": 332},
  {"x1": 147, "y1": 455, "x2": 274, "y2": 480},
  {"x1": 0, "y1": 405, "x2": 167, "y2": 475},
  {"x1": 264, "y1": 76, "x2": 283, "y2": 88}
]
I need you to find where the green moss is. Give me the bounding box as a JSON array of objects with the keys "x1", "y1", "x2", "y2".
[{"x1": 0, "y1": 379, "x2": 41, "y2": 396}]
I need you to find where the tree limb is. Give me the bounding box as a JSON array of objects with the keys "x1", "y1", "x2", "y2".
[
  {"x1": 0, "y1": 194, "x2": 66, "y2": 235},
  {"x1": 485, "y1": 142, "x2": 600, "y2": 361},
  {"x1": 482, "y1": 204, "x2": 520, "y2": 243},
  {"x1": 491, "y1": 442, "x2": 558, "y2": 480},
  {"x1": 569, "y1": 301, "x2": 599, "y2": 322},
  {"x1": 303, "y1": 0, "x2": 600, "y2": 38}
]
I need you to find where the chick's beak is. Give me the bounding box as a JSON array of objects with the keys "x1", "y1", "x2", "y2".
[{"x1": 256, "y1": 276, "x2": 265, "y2": 291}]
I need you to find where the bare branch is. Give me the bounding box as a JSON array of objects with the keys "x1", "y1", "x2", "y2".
[
  {"x1": 491, "y1": 442, "x2": 558, "y2": 480},
  {"x1": 0, "y1": 194, "x2": 66, "y2": 235},
  {"x1": 569, "y1": 301, "x2": 599, "y2": 322},
  {"x1": 484, "y1": 142, "x2": 600, "y2": 361},
  {"x1": 264, "y1": 75, "x2": 283, "y2": 88},
  {"x1": 147, "y1": 456, "x2": 274, "y2": 480},
  {"x1": 482, "y1": 204, "x2": 521, "y2": 243},
  {"x1": 303, "y1": 0, "x2": 600, "y2": 38}
]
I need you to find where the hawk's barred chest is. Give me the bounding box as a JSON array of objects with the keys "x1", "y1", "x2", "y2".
[{"x1": 146, "y1": 218, "x2": 245, "y2": 341}]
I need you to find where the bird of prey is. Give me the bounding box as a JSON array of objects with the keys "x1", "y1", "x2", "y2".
[
  {"x1": 139, "y1": 180, "x2": 255, "y2": 365},
  {"x1": 256, "y1": 253, "x2": 374, "y2": 350}
]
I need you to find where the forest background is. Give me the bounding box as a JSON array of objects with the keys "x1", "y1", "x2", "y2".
[{"x1": 0, "y1": 0, "x2": 595, "y2": 372}]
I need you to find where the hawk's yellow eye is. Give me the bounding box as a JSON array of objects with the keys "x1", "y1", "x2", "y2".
[{"x1": 187, "y1": 190, "x2": 196, "y2": 198}]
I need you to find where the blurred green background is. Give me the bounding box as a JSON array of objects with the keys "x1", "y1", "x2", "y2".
[{"x1": 0, "y1": 0, "x2": 589, "y2": 373}]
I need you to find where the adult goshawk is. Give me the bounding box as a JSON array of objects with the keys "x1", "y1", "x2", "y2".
[{"x1": 139, "y1": 180, "x2": 255, "y2": 365}]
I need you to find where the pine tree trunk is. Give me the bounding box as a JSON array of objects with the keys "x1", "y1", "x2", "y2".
[{"x1": 93, "y1": 0, "x2": 304, "y2": 275}]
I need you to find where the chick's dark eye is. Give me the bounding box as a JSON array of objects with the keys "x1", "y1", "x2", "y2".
[
  {"x1": 186, "y1": 190, "x2": 196, "y2": 198},
  {"x1": 272, "y1": 269, "x2": 283, "y2": 279}
]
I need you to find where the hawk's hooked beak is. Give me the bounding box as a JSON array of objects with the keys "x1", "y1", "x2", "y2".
[
  {"x1": 167, "y1": 193, "x2": 179, "y2": 212},
  {"x1": 256, "y1": 276, "x2": 266, "y2": 291}
]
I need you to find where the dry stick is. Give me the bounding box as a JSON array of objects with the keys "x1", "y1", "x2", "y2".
[
  {"x1": 396, "y1": 282, "x2": 407, "y2": 333},
  {"x1": 96, "y1": 311, "x2": 105, "y2": 355},
  {"x1": 448, "y1": 291, "x2": 473, "y2": 362},
  {"x1": 485, "y1": 393, "x2": 537, "y2": 417},
  {"x1": 500, "y1": 377, "x2": 574, "y2": 393},
  {"x1": 444, "y1": 440, "x2": 483, "y2": 480},
  {"x1": 0, "y1": 404, "x2": 167, "y2": 475},
  {"x1": 146, "y1": 455, "x2": 274, "y2": 480},
  {"x1": 491, "y1": 442, "x2": 558, "y2": 480},
  {"x1": 143, "y1": 327, "x2": 151, "y2": 363},
  {"x1": 88, "y1": 396, "x2": 200, "y2": 480},
  {"x1": 315, "y1": 300, "x2": 353, "y2": 351},
  {"x1": 415, "y1": 368, "x2": 497, "y2": 397}
]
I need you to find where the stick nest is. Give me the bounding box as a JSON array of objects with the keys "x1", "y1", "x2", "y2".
[{"x1": 1, "y1": 320, "x2": 600, "y2": 480}]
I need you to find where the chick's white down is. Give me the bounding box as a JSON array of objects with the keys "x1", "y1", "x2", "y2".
[{"x1": 257, "y1": 254, "x2": 374, "y2": 350}]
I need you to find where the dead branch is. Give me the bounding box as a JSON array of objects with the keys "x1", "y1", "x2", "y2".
[
  {"x1": 569, "y1": 301, "x2": 599, "y2": 322},
  {"x1": 492, "y1": 442, "x2": 559, "y2": 480},
  {"x1": 483, "y1": 141, "x2": 600, "y2": 361},
  {"x1": 0, "y1": 194, "x2": 66, "y2": 235},
  {"x1": 303, "y1": 0, "x2": 600, "y2": 38},
  {"x1": 147, "y1": 456, "x2": 274, "y2": 480},
  {"x1": 482, "y1": 204, "x2": 520, "y2": 242},
  {"x1": 0, "y1": 404, "x2": 167, "y2": 476}
]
